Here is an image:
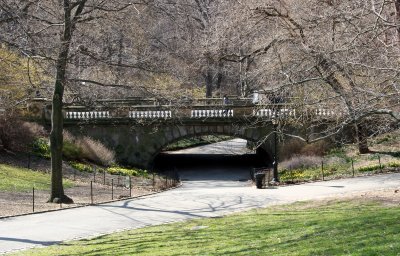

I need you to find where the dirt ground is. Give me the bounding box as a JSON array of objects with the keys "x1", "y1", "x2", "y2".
[
  {"x1": 338, "y1": 188, "x2": 400, "y2": 206},
  {"x1": 0, "y1": 153, "x2": 177, "y2": 218}
]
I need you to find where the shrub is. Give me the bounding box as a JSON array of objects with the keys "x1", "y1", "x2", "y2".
[
  {"x1": 69, "y1": 162, "x2": 93, "y2": 173},
  {"x1": 324, "y1": 156, "x2": 348, "y2": 166},
  {"x1": 62, "y1": 131, "x2": 115, "y2": 166},
  {"x1": 279, "y1": 139, "x2": 306, "y2": 160},
  {"x1": 387, "y1": 162, "x2": 400, "y2": 168},
  {"x1": 357, "y1": 164, "x2": 382, "y2": 173},
  {"x1": 77, "y1": 137, "x2": 115, "y2": 166},
  {"x1": 62, "y1": 140, "x2": 83, "y2": 160},
  {"x1": 107, "y1": 166, "x2": 148, "y2": 177},
  {"x1": 279, "y1": 139, "x2": 333, "y2": 160},
  {"x1": 0, "y1": 114, "x2": 37, "y2": 152},
  {"x1": 301, "y1": 140, "x2": 332, "y2": 156},
  {"x1": 280, "y1": 155, "x2": 322, "y2": 171},
  {"x1": 31, "y1": 138, "x2": 50, "y2": 158}
]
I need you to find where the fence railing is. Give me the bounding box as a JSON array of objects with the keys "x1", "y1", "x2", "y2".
[{"x1": 0, "y1": 161, "x2": 180, "y2": 218}]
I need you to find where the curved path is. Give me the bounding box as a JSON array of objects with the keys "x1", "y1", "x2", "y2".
[{"x1": 1, "y1": 140, "x2": 399, "y2": 254}]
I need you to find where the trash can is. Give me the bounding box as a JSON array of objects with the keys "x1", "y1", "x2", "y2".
[{"x1": 255, "y1": 172, "x2": 265, "y2": 189}]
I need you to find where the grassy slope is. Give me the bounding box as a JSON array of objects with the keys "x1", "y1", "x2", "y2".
[
  {"x1": 279, "y1": 129, "x2": 400, "y2": 183},
  {"x1": 16, "y1": 200, "x2": 400, "y2": 256},
  {"x1": 0, "y1": 164, "x2": 74, "y2": 192}
]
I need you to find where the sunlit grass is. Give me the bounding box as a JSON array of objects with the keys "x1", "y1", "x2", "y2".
[
  {"x1": 16, "y1": 200, "x2": 400, "y2": 256},
  {"x1": 0, "y1": 164, "x2": 74, "y2": 192}
]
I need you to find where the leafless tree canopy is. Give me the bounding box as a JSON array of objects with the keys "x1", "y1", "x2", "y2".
[
  {"x1": 1, "y1": 1, "x2": 399, "y2": 188},
  {"x1": 1, "y1": 0, "x2": 399, "y2": 136}
]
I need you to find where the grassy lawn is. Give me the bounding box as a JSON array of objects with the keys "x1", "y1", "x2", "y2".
[
  {"x1": 15, "y1": 200, "x2": 400, "y2": 256},
  {"x1": 0, "y1": 164, "x2": 74, "y2": 192}
]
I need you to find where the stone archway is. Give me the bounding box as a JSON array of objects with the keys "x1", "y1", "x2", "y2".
[{"x1": 65, "y1": 122, "x2": 276, "y2": 169}]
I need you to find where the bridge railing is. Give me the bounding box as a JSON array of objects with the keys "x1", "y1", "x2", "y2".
[{"x1": 24, "y1": 98, "x2": 345, "y2": 122}]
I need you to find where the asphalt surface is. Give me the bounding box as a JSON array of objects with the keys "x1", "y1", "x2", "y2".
[{"x1": 1, "y1": 139, "x2": 399, "y2": 254}]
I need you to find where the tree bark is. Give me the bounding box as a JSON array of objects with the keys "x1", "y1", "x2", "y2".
[
  {"x1": 356, "y1": 123, "x2": 370, "y2": 154},
  {"x1": 205, "y1": 69, "x2": 213, "y2": 98},
  {"x1": 49, "y1": 0, "x2": 75, "y2": 203}
]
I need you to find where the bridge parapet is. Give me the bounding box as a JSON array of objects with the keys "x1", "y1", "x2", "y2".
[{"x1": 23, "y1": 97, "x2": 344, "y2": 123}]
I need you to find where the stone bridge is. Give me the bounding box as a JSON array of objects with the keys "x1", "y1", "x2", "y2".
[{"x1": 24, "y1": 97, "x2": 341, "y2": 169}]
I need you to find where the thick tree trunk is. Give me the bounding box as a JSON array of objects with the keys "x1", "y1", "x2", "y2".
[
  {"x1": 216, "y1": 60, "x2": 223, "y2": 92},
  {"x1": 49, "y1": 0, "x2": 75, "y2": 203},
  {"x1": 356, "y1": 123, "x2": 370, "y2": 154},
  {"x1": 205, "y1": 69, "x2": 213, "y2": 98}
]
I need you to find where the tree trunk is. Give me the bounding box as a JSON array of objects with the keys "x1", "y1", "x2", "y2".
[
  {"x1": 205, "y1": 69, "x2": 213, "y2": 98},
  {"x1": 216, "y1": 59, "x2": 223, "y2": 92},
  {"x1": 356, "y1": 123, "x2": 370, "y2": 154},
  {"x1": 49, "y1": 0, "x2": 75, "y2": 203}
]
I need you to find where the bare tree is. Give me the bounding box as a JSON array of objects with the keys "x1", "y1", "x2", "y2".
[
  {"x1": 0, "y1": 0, "x2": 151, "y2": 203},
  {"x1": 220, "y1": 0, "x2": 400, "y2": 152}
]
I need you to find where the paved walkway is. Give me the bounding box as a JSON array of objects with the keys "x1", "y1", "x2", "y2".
[{"x1": 1, "y1": 140, "x2": 399, "y2": 254}]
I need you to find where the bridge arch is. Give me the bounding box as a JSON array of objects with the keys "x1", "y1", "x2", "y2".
[
  {"x1": 64, "y1": 123, "x2": 276, "y2": 169},
  {"x1": 149, "y1": 126, "x2": 274, "y2": 168}
]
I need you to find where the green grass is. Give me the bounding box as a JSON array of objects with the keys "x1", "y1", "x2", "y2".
[
  {"x1": 0, "y1": 164, "x2": 74, "y2": 192},
  {"x1": 68, "y1": 162, "x2": 148, "y2": 177},
  {"x1": 15, "y1": 200, "x2": 400, "y2": 256}
]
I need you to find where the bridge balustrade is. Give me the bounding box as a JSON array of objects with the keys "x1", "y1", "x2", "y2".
[
  {"x1": 129, "y1": 110, "x2": 172, "y2": 119},
  {"x1": 25, "y1": 97, "x2": 344, "y2": 123},
  {"x1": 191, "y1": 109, "x2": 234, "y2": 118},
  {"x1": 254, "y1": 108, "x2": 296, "y2": 118},
  {"x1": 65, "y1": 111, "x2": 110, "y2": 119},
  {"x1": 315, "y1": 108, "x2": 336, "y2": 117}
]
